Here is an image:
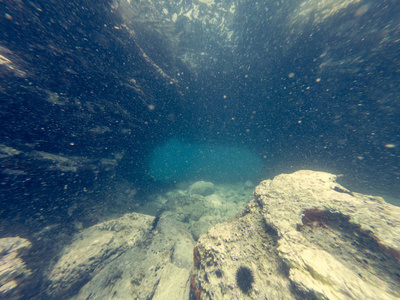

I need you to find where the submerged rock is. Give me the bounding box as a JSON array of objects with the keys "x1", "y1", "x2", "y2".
[
  {"x1": 192, "y1": 170, "x2": 400, "y2": 299},
  {"x1": 45, "y1": 170, "x2": 400, "y2": 299},
  {"x1": 0, "y1": 237, "x2": 32, "y2": 300},
  {"x1": 189, "y1": 181, "x2": 215, "y2": 196},
  {"x1": 46, "y1": 211, "x2": 194, "y2": 300},
  {"x1": 46, "y1": 213, "x2": 154, "y2": 298}
]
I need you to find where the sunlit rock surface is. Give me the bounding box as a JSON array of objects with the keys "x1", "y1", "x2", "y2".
[
  {"x1": 44, "y1": 171, "x2": 400, "y2": 299},
  {"x1": 0, "y1": 237, "x2": 32, "y2": 300},
  {"x1": 45, "y1": 181, "x2": 252, "y2": 299},
  {"x1": 193, "y1": 170, "x2": 400, "y2": 299},
  {"x1": 46, "y1": 213, "x2": 154, "y2": 298}
]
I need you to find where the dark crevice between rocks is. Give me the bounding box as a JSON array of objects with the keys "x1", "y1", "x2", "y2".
[
  {"x1": 261, "y1": 217, "x2": 279, "y2": 246},
  {"x1": 290, "y1": 281, "x2": 320, "y2": 300}
]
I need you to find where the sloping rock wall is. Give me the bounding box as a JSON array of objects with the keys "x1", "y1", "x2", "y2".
[{"x1": 192, "y1": 170, "x2": 400, "y2": 299}]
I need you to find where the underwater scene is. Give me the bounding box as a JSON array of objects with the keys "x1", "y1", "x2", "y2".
[{"x1": 1, "y1": 0, "x2": 399, "y2": 299}]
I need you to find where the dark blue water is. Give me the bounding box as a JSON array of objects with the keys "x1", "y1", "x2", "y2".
[{"x1": 0, "y1": 0, "x2": 399, "y2": 298}]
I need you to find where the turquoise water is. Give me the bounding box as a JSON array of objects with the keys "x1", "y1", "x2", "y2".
[
  {"x1": 1, "y1": 0, "x2": 400, "y2": 298},
  {"x1": 148, "y1": 138, "x2": 263, "y2": 183}
]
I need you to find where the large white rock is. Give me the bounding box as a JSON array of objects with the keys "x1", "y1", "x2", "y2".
[
  {"x1": 192, "y1": 170, "x2": 400, "y2": 299},
  {"x1": 46, "y1": 212, "x2": 154, "y2": 298}
]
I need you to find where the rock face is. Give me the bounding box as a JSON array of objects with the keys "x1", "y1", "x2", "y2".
[
  {"x1": 71, "y1": 214, "x2": 193, "y2": 300},
  {"x1": 192, "y1": 170, "x2": 400, "y2": 299},
  {"x1": 45, "y1": 181, "x2": 252, "y2": 299},
  {"x1": 44, "y1": 171, "x2": 400, "y2": 299},
  {"x1": 46, "y1": 211, "x2": 194, "y2": 300},
  {"x1": 46, "y1": 212, "x2": 155, "y2": 298},
  {"x1": 0, "y1": 237, "x2": 32, "y2": 299}
]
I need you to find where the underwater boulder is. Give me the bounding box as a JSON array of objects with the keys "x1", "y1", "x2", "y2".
[
  {"x1": 192, "y1": 170, "x2": 400, "y2": 299},
  {"x1": 189, "y1": 181, "x2": 215, "y2": 196}
]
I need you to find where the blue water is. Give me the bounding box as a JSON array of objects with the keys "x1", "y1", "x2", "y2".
[
  {"x1": 148, "y1": 138, "x2": 263, "y2": 183},
  {"x1": 1, "y1": 0, "x2": 400, "y2": 298}
]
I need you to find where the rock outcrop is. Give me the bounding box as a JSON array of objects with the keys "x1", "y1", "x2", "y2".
[
  {"x1": 0, "y1": 237, "x2": 32, "y2": 300},
  {"x1": 45, "y1": 171, "x2": 400, "y2": 299},
  {"x1": 46, "y1": 212, "x2": 154, "y2": 298},
  {"x1": 45, "y1": 180, "x2": 252, "y2": 299},
  {"x1": 192, "y1": 170, "x2": 400, "y2": 299}
]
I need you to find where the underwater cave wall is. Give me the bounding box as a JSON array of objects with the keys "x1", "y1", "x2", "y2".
[{"x1": 0, "y1": 0, "x2": 188, "y2": 221}]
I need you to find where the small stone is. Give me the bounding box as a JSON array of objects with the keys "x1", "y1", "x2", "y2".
[
  {"x1": 189, "y1": 181, "x2": 215, "y2": 196},
  {"x1": 244, "y1": 180, "x2": 254, "y2": 189}
]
